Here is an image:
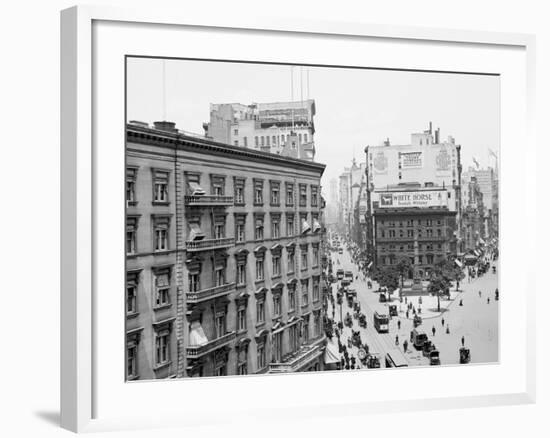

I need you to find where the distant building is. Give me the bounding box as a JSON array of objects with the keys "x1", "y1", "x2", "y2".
[
  {"x1": 461, "y1": 166, "x2": 498, "y2": 239},
  {"x1": 325, "y1": 178, "x2": 339, "y2": 225},
  {"x1": 338, "y1": 170, "x2": 351, "y2": 233},
  {"x1": 365, "y1": 123, "x2": 463, "y2": 257},
  {"x1": 461, "y1": 175, "x2": 485, "y2": 251},
  {"x1": 126, "y1": 120, "x2": 327, "y2": 380},
  {"x1": 203, "y1": 100, "x2": 317, "y2": 161}
]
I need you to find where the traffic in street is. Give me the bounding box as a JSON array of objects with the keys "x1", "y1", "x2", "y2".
[{"x1": 324, "y1": 237, "x2": 499, "y2": 369}]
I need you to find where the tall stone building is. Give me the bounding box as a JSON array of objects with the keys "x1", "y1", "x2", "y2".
[
  {"x1": 372, "y1": 184, "x2": 458, "y2": 279},
  {"x1": 125, "y1": 120, "x2": 327, "y2": 380}
]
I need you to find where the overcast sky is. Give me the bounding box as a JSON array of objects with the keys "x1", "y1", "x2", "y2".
[{"x1": 127, "y1": 57, "x2": 499, "y2": 187}]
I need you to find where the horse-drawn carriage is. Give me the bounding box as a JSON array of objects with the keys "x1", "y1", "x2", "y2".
[
  {"x1": 366, "y1": 353, "x2": 381, "y2": 368},
  {"x1": 351, "y1": 330, "x2": 362, "y2": 348},
  {"x1": 358, "y1": 313, "x2": 367, "y2": 328},
  {"x1": 459, "y1": 347, "x2": 471, "y2": 364},
  {"x1": 344, "y1": 312, "x2": 353, "y2": 328},
  {"x1": 422, "y1": 340, "x2": 434, "y2": 357},
  {"x1": 421, "y1": 340, "x2": 440, "y2": 365},
  {"x1": 429, "y1": 349, "x2": 441, "y2": 365}
]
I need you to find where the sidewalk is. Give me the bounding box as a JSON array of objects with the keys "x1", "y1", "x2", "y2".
[{"x1": 396, "y1": 287, "x2": 462, "y2": 320}]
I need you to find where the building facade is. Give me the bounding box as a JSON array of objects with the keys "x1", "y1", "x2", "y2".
[
  {"x1": 372, "y1": 185, "x2": 458, "y2": 278},
  {"x1": 203, "y1": 100, "x2": 316, "y2": 161},
  {"x1": 461, "y1": 175, "x2": 486, "y2": 251},
  {"x1": 461, "y1": 166, "x2": 498, "y2": 240},
  {"x1": 364, "y1": 123, "x2": 463, "y2": 259},
  {"x1": 126, "y1": 121, "x2": 327, "y2": 380}
]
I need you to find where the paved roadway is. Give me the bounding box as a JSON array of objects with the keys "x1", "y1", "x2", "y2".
[{"x1": 327, "y1": 246, "x2": 499, "y2": 368}]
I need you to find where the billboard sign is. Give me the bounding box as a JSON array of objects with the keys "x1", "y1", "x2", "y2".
[
  {"x1": 378, "y1": 190, "x2": 447, "y2": 208},
  {"x1": 373, "y1": 151, "x2": 388, "y2": 175},
  {"x1": 400, "y1": 151, "x2": 423, "y2": 169}
]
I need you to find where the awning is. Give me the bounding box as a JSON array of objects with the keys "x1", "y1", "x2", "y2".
[
  {"x1": 455, "y1": 259, "x2": 464, "y2": 268},
  {"x1": 188, "y1": 223, "x2": 205, "y2": 241},
  {"x1": 324, "y1": 339, "x2": 340, "y2": 364},
  {"x1": 188, "y1": 182, "x2": 205, "y2": 196},
  {"x1": 189, "y1": 321, "x2": 208, "y2": 346},
  {"x1": 301, "y1": 219, "x2": 311, "y2": 234},
  {"x1": 312, "y1": 219, "x2": 321, "y2": 233},
  {"x1": 367, "y1": 261, "x2": 373, "y2": 269},
  {"x1": 478, "y1": 237, "x2": 486, "y2": 244}
]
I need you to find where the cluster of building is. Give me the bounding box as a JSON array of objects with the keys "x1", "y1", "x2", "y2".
[
  {"x1": 331, "y1": 123, "x2": 498, "y2": 280},
  {"x1": 125, "y1": 99, "x2": 331, "y2": 380}
]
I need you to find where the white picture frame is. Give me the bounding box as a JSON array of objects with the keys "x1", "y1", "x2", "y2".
[{"x1": 60, "y1": 5, "x2": 536, "y2": 433}]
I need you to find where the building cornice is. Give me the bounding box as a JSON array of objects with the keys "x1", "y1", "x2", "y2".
[{"x1": 126, "y1": 125, "x2": 326, "y2": 175}]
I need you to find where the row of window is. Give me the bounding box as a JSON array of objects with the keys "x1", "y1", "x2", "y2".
[
  {"x1": 126, "y1": 167, "x2": 321, "y2": 208},
  {"x1": 379, "y1": 243, "x2": 444, "y2": 252},
  {"x1": 379, "y1": 254, "x2": 439, "y2": 266},
  {"x1": 235, "y1": 212, "x2": 321, "y2": 243},
  {"x1": 378, "y1": 228, "x2": 445, "y2": 238},
  {"x1": 188, "y1": 245, "x2": 320, "y2": 291},
  {"x1": 126, "y1": 212, "x2": 322, "y2": 255},
  {"x1": 380, "y1": 219, "x2": 444, "y2": 227},
  {"x1": 127, "y1": 260, "x2": 321, "y2": 318},
  {"x1": 232, "y1": 132, "x2": 309, "y2": 148},
  {"x1": 127, "y1": 306, "x2": 323, "y2": 379}
]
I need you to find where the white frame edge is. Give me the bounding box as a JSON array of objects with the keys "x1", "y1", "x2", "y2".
[{"x1": 60, "y1": 4, "x2": 537, "y2": 433}]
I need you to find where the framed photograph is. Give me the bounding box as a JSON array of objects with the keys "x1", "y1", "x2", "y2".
[{"x1": 61, "y1": 5, "x2": 536, "y2": 433}]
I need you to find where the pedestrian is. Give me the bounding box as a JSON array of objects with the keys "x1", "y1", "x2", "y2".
[
  {"x1": 461, "y1": 335, "x2": 465, "y2": 347},
  {"x1": 478, "y1": 290, "x2": 482, "y2": 298},
  {"x1": 446, "y1": 325, "x2": 450, "y2": 334},
  {"x1": 395, "y1": 335, "x2": 399, "y2": 345},
  {"x1": 459, "y1": 299, "x2": 463, "y2": 306},
  {"x1": 403, "y1": 340, "x2": 408, "y2": 353},
  {"x1": 441, "y1": 318, "x2": 445, "y2": 327},
  {"x1": 405, "y1": 297, "x2": 408, "y2": 304},
  {"x1": 397, "y1": 320, "x2": 401, "y2": 330},
  {"x1": 432, "y1": 326, "x2": 436, "y2": 336},
  {"x1": 487, "y1": 297, "x2": 490, "y2": 304},
  {"x1": 406, "y1": 310, "x2": 409, "y2": 319},
  {"x1": 410, "y1": 330, "x2": 414, "y2": 342}
]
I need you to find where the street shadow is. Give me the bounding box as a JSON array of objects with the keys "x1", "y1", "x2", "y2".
[
  {"x1": 34, "y1": 410, "x2": 60, "y2": 427},
  {"x1": 425, "y1": 307, "x2": 450, "y2": 314}
]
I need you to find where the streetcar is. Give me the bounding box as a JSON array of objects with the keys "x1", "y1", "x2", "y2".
[
  {"x1": 344, "y1": 271, "x2": 354, "y2": 282},
  {"x1": 336, "y1": 268, "x2": 344, "y2": 280},
  {"x1": 373, "y1": 311, "x2": 389, "y2": 333}
]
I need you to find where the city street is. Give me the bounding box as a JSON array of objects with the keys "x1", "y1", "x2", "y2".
[{"x1": 327, "y1": 246, "x2": 499, "y2": 368}]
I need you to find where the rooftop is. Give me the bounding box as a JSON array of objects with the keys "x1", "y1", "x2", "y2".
[{"x1": 126, "y1": 121, "x2": 326, "y2": 174}]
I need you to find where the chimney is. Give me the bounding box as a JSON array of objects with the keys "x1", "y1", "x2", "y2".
[
  {"x1": 429, "y1": 121, "x2": 432, "y2": 134},
  {"x1": 153, "y1": 121, "x2": 177, "y2": 133},
  {"x1": 435, "y1": 128, "x2": 440, "y2": 144}
]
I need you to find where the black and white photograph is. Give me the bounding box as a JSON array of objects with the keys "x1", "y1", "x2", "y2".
[{"x1": 125, "y1": 57, "x2": 500, "y2": 380}]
